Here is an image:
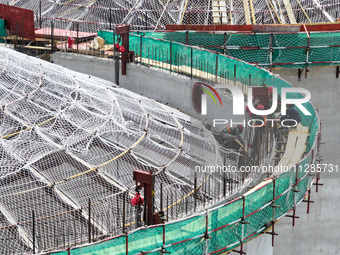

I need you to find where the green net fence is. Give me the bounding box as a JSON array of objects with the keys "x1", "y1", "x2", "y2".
[
  {"x1": 0, "y1": 19, "x2": 5, "y2": 38},
  {"x1": 126, "y1": 31, "x2": 340, "y2": 69},
  {"x1": 52, "y1": 32, "x2": 320, "y2": 255}
]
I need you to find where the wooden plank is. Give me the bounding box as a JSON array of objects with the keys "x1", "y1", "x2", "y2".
[
  {"x1": 283, "y1": 0, "x2": 297, "y2": 24},
  {"x1": 243, "y1": 0, "x2": 252, "y2": 25},
  {"x1": 249, "y1": 0, "x2": 256, "y2": 25},
  {"x1": 275, "y1": 123, "x2": 310, "y2": 174},
  {"x1": 35, "y1": 28, "x2": 96, "y2": 42},
  {"x1": 288, "y1": 135, "x2": 307, "y2": 166},
  {"x1": 274, "y1": 132, "x2": 298, "y2": 174}
]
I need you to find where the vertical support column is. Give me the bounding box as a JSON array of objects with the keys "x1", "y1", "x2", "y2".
[
  {"x1": 170, "y1": 40, "x2": 173, "y2": 73},
  {"x1": 286, "y1": 165, "x2": 300, "y2": 226},
  {"x1": 224, "y1": 32, "x2": 227, "y2": 55},
  {"x1": 215, "y1": 53, "x2": 219, "y2": 83},
  {"x1": 304, "y1": 24, "x2": 310, "y2": 79},
  {"x1": 233, "y1": 196, "x2": 246, "y2": 254},
  {"x1": 190, "y1": 47, "x2": 193, "y2": 79},
  {"x1": 223, "y1": 156, "x2": 227, "y2": 197},
  {"x1": 133, "y1": 170, "x2": 155, "y2": 225},
  {"x1": 229, "y1": 0, "x2": 234, "y2": 24},
  {"x1": 115, "y1": 25, "x2": 130, "y2": 75},
  {"x1": 194, "y1": 171, "x2": 197, "y2": 212},
  {"x1": 139, "y1": 34, "x2": 143, "y2": 65},
  {"x1": 123, "y1": 192, "x2": 126, "y2": 232},
  {"x1": 234, "y1": 64, "x2": 237, "y2": 86},
  {"x1": 125, "y1": 232, "x2": 128, "y2": 255},
  {"x1": 51, "y1": 21, "x2": 54, "y2": 54},
  {"x1": 76, "y1": 23, "x2": 79, "y2": 54},
  {"x1": 269, "y1": 33, "x2": 273, "y2": 72},
  {"x1": 32, "y1": 210, "x2": 36, "y2": 254},
  {"x1": 88, "y1": 199, "x2": 91, "y2": 243},
  {"x1": 160, "y1": 182, "x2": 163, "y2": 210},
  {"x1": 39, "y1": 0, "x2": 42, "y2": 28},
  {"x1": 115, "y1": 46, "x2": 120, "y2": 85},
  {"x1": 161, "y1": 224, "x2": 166, "y2": 253},
  {"x1": 166, "y1": 193, "x2": 169, "y2": 221},
  {"x1": 303, "y1": 189, "x2": 314, "y2": 214},
  {"x1": 266, "y1": 178, "x2": 279, "y2": 246},
  {"x1": 109, "y1": 8, "x2": 112, "y2": 31},
  {"x1": 204, "y1": 210, "x2": 210, "y2": 253}
]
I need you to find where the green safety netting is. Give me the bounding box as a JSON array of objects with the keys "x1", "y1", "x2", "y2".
[
  {"x1": 129, "y1": 31, "x2": 340, "y2": 68},
  {"x1": 52, "y1": 32, "x2": 320, "y2": 255},
  {"x1": 0, "y1": 19, "x2": 5, "y2": 37}
]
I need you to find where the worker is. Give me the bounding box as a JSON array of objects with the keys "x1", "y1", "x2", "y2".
[
  {"x1": 268, "y1": 86, "x2": 281, "y2": 112},
  {"x1": 249, "y1": 104, "x2": 266, "y2": 161},
  {"x1": 252, "y1": 104, "x2": 266, "y2": 127},
  {"x1": 280, "y1": 104, "x2": 301, "y2": 128},
  {"x1": 131, "y1": 186, "x2": 144, "y2": 227},
  {"x1": 218, "y1": 124, "x2": 244, "y2": 150}
]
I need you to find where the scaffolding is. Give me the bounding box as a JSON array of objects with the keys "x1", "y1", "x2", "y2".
[
  {"x1": 46, "y1": 33, "x2": 321, "y2": 255},
  {"x1": 0, "y1": 0, "x2": 340, "y2": 32}
]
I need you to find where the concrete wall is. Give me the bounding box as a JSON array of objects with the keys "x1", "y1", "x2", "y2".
[{"x1": 271, "y1": 66, "x2": 340, "y2": 255}]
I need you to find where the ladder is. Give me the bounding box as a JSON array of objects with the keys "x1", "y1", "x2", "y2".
[{"x1": 212, "y1": 0, "x2": 228, "y2": 24}]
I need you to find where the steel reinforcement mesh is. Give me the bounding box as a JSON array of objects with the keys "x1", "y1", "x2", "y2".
[
  {"x1": 50, "y1": 33, "x2": 320, "y2": 254},
  {"x1": 0, "y1": 46, "x2": 251, "y2": 254}
]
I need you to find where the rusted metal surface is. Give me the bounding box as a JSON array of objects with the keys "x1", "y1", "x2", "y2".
[{"x1": 0, "y1": 3, "x2": 35, "y2": 41}]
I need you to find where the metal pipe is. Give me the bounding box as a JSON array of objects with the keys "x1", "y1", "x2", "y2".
[
  {"x1": 88, "y1": 199, "x2": 91, "y2": 243},
  {"x1": 32, "y1": 210, "x2": 36, "y2": 254}
]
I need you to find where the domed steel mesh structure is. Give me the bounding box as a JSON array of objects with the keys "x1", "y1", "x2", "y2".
[{"x1": 0, "y1": 46, "x2": 246, "y2": 254}]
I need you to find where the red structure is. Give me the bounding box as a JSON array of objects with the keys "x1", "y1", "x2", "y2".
[
  {"x1": 133, "y1": 170, "x2": 155, "y2": 225},
  {"x1": 115, "y1": 25, "x2": 130, "y2": 75},
  {"x1": 0, "y1": 3, "x2": 35, "y2": 41}
]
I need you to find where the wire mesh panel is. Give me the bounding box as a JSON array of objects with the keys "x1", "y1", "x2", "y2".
[{"x1": 0, "y1": 45, "x2": 251, "y2": 254}]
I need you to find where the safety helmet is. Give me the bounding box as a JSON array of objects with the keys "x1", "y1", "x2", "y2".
[
  {"x1": 257, "y1": 104, "x2": 265, "y2": 110},
  {"x1": 237, "y1": 125, "x2": 244, "y2": 132}
]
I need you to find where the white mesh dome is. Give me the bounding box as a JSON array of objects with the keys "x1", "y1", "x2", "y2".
[{"x1": 0, "y1": 46, "x2": 247, "y2": 254}]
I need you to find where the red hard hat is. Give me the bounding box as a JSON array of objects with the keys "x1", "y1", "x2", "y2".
[
  {"x1": 131, "y1": 193, "x2": 144, "y2": 206},
  {"x1": 237, "y1": 125, "x2": 244, "y2": 132},
  {"x1": 268, "y1": 86, "x2": 273, "y2": 93},
  {"x1": 118, "y1": 45, "x2": 125, "y2": 53},
  {"x1": 257, "y1": 104, "x2": 265, "y2": 110}
]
